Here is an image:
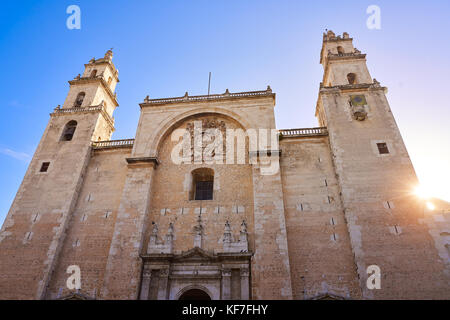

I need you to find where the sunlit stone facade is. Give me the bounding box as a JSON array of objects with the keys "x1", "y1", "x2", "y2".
[{"x1": 0, "y1": 32, "x2": 448, "y2": 300}]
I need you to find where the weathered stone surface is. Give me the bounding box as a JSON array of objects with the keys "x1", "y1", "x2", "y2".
[{"x1": 0, "y1": 34, "x2": 449, "y2": 300}]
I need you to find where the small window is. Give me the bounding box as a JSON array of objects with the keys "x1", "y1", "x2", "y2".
[
  {"x1": 90, "y1": 69, "x2": 97, "y2": 77},
  {"x1": 337, "y1": 46, "x2": 344, "y2": 54},
  {"x1": 74, "y1": 92, "x2": 85, "y2": 107},
  {"x1": 377, "y1": 143, "x2": 389, "y2": 154},
  {"x1": 107, "y1": 77, "x2": 112, "y2": 85},
  {"x1": 61, "y1": 120, "x2": 77, "y2": 141},
  {"x1": 191, "y1": 168, "x2": 214, "y2": 200},
  {"x1": 40, "y1": 162, "x2": 50, "y2": 172},
  {"x1": 195, "y1": 181, "x2": 213, "y2": 200},
  {"x1": 347, "y1": 73, "x2": 357, "y2": 84}
]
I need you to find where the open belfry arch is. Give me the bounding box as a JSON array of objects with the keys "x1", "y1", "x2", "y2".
[{"x1": 0, "y1": 31, "x2": 448, "y2": 300}]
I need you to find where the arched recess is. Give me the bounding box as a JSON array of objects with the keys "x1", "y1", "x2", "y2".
[
  {"x1": 144, "y1": 107, "x2": 252, "y2": 158},
  {"x1": 175, "y1": 285, "x2": 214, "y2": 300}
]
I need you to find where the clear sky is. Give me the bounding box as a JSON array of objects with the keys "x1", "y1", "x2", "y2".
[{"x1": 0, "y1": 0, "x2": 449, "y2": 225}]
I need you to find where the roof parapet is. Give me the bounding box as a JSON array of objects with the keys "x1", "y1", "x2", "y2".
[{"x1": 140, "y1": 86, "x2": 274, "y2": 108}]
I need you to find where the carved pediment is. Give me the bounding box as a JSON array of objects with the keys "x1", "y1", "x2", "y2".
[
  {"x1": 59, "y1": 292, "x2": 94, "y2": 300},
  {"x1": 173, "y1": 247, "x2": 215, "y2": 262},
  {"x1": 310, "y1": 293, "x2": 346, "y2": 300}
]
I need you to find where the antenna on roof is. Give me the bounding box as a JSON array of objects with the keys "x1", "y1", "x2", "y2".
[{"x1": 208, "y1": 72, "x2": 211, "y2": 96}]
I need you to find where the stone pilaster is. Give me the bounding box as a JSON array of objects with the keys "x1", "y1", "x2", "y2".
[
  {"x1": 157, "y1": 268, "x2": 170, "y2": 300},
  {"x1": 250, "y1": 153, "x2": 293, "y2": 299},
  {"x1": 101, "y1": 160, "x2": 156, "y2": 299},
  {"x1": 139, "y1": 268, "x2": 152, "y2": 300},
  {"x1": 240, "y1": 267, "x2": 250, "y2": 300},
  {"x1": 221, "y1": 268, "x2": 232, "y2": 300}
]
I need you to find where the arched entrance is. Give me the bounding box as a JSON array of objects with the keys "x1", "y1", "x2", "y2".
[{"x1": 178, "y1": 289, "x2": 211, "y2": 300}]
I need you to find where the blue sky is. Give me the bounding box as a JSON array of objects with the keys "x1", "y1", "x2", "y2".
[{"x1": 1, "y1": 0, "x2": 449, "y2": 225}]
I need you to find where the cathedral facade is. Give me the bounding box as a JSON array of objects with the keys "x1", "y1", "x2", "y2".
[{"x1": 0, "y1": 31, "x2": 448, "y2": 300}]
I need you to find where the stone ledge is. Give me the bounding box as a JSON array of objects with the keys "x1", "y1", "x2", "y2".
[{"x1": 126, "y1": 156, "x2": 159, "y2": 166}]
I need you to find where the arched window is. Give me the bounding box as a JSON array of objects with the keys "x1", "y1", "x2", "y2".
[
  {"x1": 90, "y1": 69, "x2": 97, "y2": 77},
  {"x1": 337, "y1": 46, "x2": 344, "y2": 54},
  {"x1": 191, "y1": 168, "x2": 214, "y2": 200},
  {"x1": 74, "y1": 92, "x2": 85, "y2": 107},
  {"x1": 347, "y1": 73, "x2": 357, "y2": 85},
  {"x1": 107, "y1": 77, "x2": 112, "y2": 85},
  {"x1": 61, "y1": 120, "x2": 77, "y2": 141}
]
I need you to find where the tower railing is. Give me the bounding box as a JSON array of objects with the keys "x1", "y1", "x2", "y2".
[
  {"x1": 92, "y1": 139, "x2": 135, "y2": 149},
  {"x1": 278, "y1": 127, "x2": 328, "y2": 138}
]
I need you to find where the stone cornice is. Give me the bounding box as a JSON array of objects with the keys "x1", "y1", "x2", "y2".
[
  {"x1": 126, "y1": 156, "x2": 159, "y2": 167},
  {"x1": 68, "y1": 77, "x2": 119, "y2": 107},
  {"x1": 139, "y1": 87, "x2": 275, "y2": 108},
  {"x1": 319, "y1": 81, "x2": 387, "y2": 94},
  {"x1": 315, "y1": 81, "x2": 387, "y2": 117},
  {"x1": 50, "y1": 104, "x2": 115, "y2": 132},
  {"x1": 140, "y1": 249, "x2": 252, "y2": 263},
  {"x1": 327, "y1": 52, "x2": 366, "y2": 61}
]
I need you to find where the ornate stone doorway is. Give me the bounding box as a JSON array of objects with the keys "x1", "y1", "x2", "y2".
[
  {"x1": 139, "y1": 247, "x2": 251, "y2": 300},
  {"x1": 178, "y1": 289, "x2": 211, "y2": 300}
]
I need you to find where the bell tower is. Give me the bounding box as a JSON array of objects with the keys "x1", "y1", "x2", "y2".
[
  {"x1": 316, "y1": 31, "x2": 449, "y2": 298},
  {"x1": 0, "y1": 50, "x2": 119, "y2": 299}
]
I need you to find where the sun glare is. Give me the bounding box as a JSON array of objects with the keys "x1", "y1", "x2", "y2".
[
  {"x1": 426, "y1": 202, "x2": 435, "y2": 211},
  {"x1": 414, "y1": 185, "x2": 431, "y2": 199}
]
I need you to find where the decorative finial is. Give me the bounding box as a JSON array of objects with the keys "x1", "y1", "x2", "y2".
[
  {"x1": 241, "y1": 220, "x2": 247, "y2": 233},
  {"x1": 104, "y1": 49, "x2": 113, "y2": 61},
  {"x1": 194, "y1": 213, "x2": 203, "y2": 236},
  {"x1": 224, "y1": 89, "x2": 230, "y2": 96},
  {"x1": 223, "y1": 221, "x2": 232, "y2": 244},
  {"x1": 266, "y1": 85, "x2": 272, "y2": 93},
  {"x1": 75, "y1": 74, "x2": 81, "y2": 80},
  {"x1": 152, "y1": 223, "x2": 158, "y2": 235},
  {"x1": 89, "y1": 57, "x2": 95, "y2": 64},
  {"x1": 168, "y1": 222, "x2": 174, "y2": 235},
  {"x1": 144, "y1": 95, "x2": 150, "y2": 103}
]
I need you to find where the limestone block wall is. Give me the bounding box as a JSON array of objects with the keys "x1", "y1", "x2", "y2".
[
  {"x1": 279, "y1": 137, "x2": 361, "y2": 299},
  {"x1": 0, "y1": 111, "x2": 104, "y2": 299},
  {"x1": 319, "y1": 87, "x2": 450, "y2": 299},
  {"x1": 326, "y1": 60, "x2": 372, "y2": 86},
  {"x1": 143, "y1": 114, "x2": 255, "y2": 255},
  {"x1": 62, "y1": 83, "x2": 99, "y2": 109},
  {"x1": 44, "y1": 148, "x2": 131, "y2": 299}
]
